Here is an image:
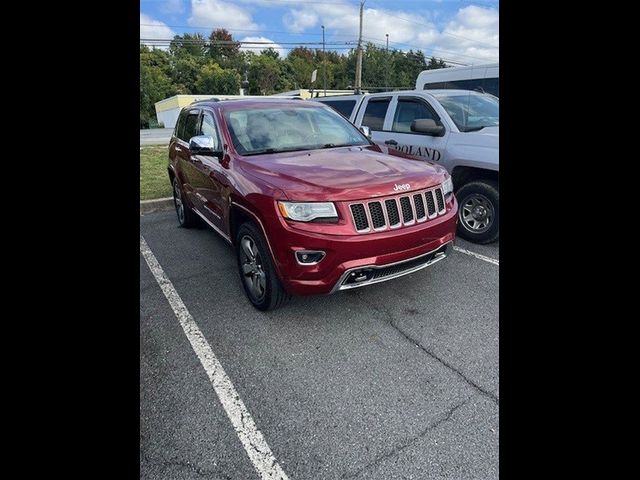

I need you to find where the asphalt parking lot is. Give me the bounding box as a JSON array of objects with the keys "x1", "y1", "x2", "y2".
[{"x1": 140, "y1": 211, "x2": 499, "y2": 479}]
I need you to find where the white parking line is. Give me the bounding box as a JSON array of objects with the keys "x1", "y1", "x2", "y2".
[
  {"x1": 453, "y1": 246, "x2": 499, "y2": 266},
  {"x1": 140, "y1": 236, "x2": 289, "y2": 480}
]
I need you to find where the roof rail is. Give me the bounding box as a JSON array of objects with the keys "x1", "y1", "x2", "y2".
[{"x1": 190, "y1": 97, "x2": 220, "y2": 105}]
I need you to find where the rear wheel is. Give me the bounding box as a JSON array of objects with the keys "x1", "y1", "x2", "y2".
[
  {"x1": 236, "y1": 222, "x2": 291, "y2": 311},
  {"x1": 172, "y1": 177, "x2": 199, "y2": 228},
  {"x1": 456, "y1": 180, "x2": 499, "y2": 244}
]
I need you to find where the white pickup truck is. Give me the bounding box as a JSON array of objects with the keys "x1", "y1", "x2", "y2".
[{"x1": 317, "y1": 90, "x2": 499, "y2": 244}]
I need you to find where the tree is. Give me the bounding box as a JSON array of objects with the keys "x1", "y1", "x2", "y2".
[
  {"x1": 248, "y1": 54, "x2": 282, "y2": 95},
  {"x1": 209, "y1": 28, "x2": 240, "y2": 66},
  {"x1": 427, "y1": 57, "x2": 448, "y2": 70},
  {"x1": 170, "y1": 33, "x2": 207, "y2": 57},
  {"x1": 194, "y1": 62, "x2": 241, "y2": 94},
  {"x1": 140, "y1": 58, "x2": 176, "y2": 128}
]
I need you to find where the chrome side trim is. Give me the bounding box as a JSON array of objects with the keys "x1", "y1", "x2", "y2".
[
  {"x1": 193, "y1": 208, "x2": 232, "y2": 244},
  {"x1": 330, "y1": 241, "x2": 452, "y2": 293}
]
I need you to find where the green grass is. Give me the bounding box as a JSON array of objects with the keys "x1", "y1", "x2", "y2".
[{"x1": 140, "y1": 145, "x2": 172, "y2": 200}]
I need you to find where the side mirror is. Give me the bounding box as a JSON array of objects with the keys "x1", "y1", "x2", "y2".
[
  {"x1": 189, "y1": 135, "x2": 220, "y2": 156},
  {"x1": 360, "y1": 125, "x2": 372, "y2": 139},
  {"x1": 411, "y1": 119, "x2": 445, "y2": 136}
]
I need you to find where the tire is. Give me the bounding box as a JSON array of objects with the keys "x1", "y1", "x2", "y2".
[
  {"x1": 236, "y1": 222, "x2": 291, "y2": 311},
  {"x1": 172, "y1": 177, "x2": 199, "y2": 228},
  {"x1": 456, "y1": 180, "x2": 499, "y2": 244}
]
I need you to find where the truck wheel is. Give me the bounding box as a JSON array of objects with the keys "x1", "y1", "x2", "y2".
[
  {"x1": 456, "y1": 180, "x2": 499, "y2": 244},
  {"x1": 172, "y1": 177, "x2": 199, "y2": 228},
  {"x1": 236, "y1": 222, "x2": 291, "y2": 311}
]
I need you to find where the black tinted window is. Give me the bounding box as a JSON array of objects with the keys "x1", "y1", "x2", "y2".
[
  {"x1": 362, "y1": 99, "x2": 390, "y2": 131},
  {"x1": 321, "y1": 100, "x2": 356, "y2": 119},
  {"x1": 424, "y1": 78, "x2": 499, "y2": 97},
  {"x1": 180, "y1": 112, "x2": 200, "y2": 141},
  {"x1": 481, "y1": 78, "x2": 499, "y2": 97},
  {"x1": 392, "y1": 99, "x2": 438, "y2": 133}
]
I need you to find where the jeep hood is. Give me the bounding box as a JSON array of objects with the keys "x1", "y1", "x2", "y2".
[{"x1": 238, "y1": 145, "x2": 448, "y2": 201}]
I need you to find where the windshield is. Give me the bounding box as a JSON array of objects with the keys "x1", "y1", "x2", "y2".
[
  {"x1": 435, "y1": 93, "x2": 499, "y2": 132},
  {"x1": 224, "y1": 106, "x2": 370, "y2": 155}
]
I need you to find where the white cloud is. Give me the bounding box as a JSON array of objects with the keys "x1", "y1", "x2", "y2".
[
  {"x1": 140, "y1": 14, "x2": 177, "y2": 49},
  {"x1": 239, "y1": 36, "x2": 286, "y2": 58},
  {"x1": 188, "y1": 0, "x2": 258, "y2": 30},
  {"x1": 280, "y1": 3, "x2": 498, "y2": 65},
  {"x1": 431, "y1": 6, "x2": 499, "y2": 64},
  {"x1": 283, "y1": 9, "x2": 318, "y2": 33}
]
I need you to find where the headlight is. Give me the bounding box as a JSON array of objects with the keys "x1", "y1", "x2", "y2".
[
  {"x1": 442, "y1": 176, "x2": 454, "y2": 197},
  {"x1": 277, "y1": 201, "x2": 338, "y2": 222}
]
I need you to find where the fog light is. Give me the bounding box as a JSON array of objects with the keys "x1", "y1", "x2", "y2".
[{"x1": 295, "y1": 250, "x2": 325, "y2": 265}]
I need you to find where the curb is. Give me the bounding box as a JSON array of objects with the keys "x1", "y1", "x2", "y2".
[{"x1": 140, "y1": 197, "x2": 174, "y2": 215}]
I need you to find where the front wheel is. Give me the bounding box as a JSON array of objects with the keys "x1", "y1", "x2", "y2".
[
  {"x1": 236, "y1": 222, "x2": 291, "y2": 311},
  {"x1": 456, "y1": 180, "x2": 499, "y2": 244}
]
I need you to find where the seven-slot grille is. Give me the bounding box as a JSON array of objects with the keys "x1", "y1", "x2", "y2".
[{"x1": 349, "y1": 186, "x2": 447, "y2": 234}]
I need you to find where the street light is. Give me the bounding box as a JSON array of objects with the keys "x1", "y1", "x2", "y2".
[
  {"x1": 321, "y1": 25, "x2": 327, "y2": 97},
  {"x1": 386, "y1": 33, "x2": 389, "y2": 51}
]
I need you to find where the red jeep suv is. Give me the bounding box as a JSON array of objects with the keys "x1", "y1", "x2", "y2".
[{"x1": 168, "y1": 99, "x2": 458, "y2": 310}]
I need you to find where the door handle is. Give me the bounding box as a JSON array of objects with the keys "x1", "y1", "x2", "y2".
[{"x1": 385, "y1": 139, "x2": 398, "y2": 146}]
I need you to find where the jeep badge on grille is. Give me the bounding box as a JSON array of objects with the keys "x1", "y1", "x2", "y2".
[{"x1": 393, "y1": 183, "x2": 411, "y2": 192}]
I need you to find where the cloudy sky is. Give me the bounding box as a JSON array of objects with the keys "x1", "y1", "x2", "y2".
[{"x1": 140, "y1": 0, "x2": 498, "y2": 65}]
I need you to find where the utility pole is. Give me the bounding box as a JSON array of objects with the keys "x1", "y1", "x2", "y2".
[
  {"x1": 385, "y1": 33, "x2": 389, "y2": 92},
  {"x1": 354, "y1": 0, "x2": 364, "y2": 94},
  {"x1": 322, "y1": 25, "x2": 326, "y2": 97}
]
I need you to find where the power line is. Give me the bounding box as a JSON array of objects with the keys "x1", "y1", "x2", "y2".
[
  {"x1": 140, "y1": 38, "x2": 357, "y2": 46},
  {"x1": 362, "y1": 36, "x2": 495, "y2": 63}
]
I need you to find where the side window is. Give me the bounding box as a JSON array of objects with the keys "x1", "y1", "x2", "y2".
[
  {"x1": 481, "y1": 77, "x2": 499, "y2": 97},
  {"x1": 175, "y1": 111, "x2": 187, "y2": 140},
  {"x1": 423, "y1": 82, "x2": 446, "y2": 90},
  {"x1": 322, "y1": 100, "x2": 356, "y2": 119},
  {"x1": 200, "y1": 111, "x2": 218, "y2": 138},
  {"x1": 180, "y1": 111, "x2": 200, "y2": 141},
  {"x1": 392, "y1": 99, "x2": 438, "y2": 133},
  {"x1": 362, "y1": 98, "x2": 390, "y2": 131}
]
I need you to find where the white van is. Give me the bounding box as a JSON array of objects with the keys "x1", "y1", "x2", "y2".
[
  {"x1": 317, "y1": 89, "x2": 499, "y2": 244},
  {"x1": 416, "y1": 63, "x2": 499, "y2": 97}
]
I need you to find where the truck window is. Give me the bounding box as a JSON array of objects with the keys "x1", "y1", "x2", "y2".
[
  {"x1": 180, "y1": 111, "x2": 200, "y2": 142},
  {"x1": 362, "y1": 98, "x2": 390, "y2": 131},
  {"x1": 392, "y1": 99, "x2": 439, "y2": 133},
  {"x1": 321, "y1": 100, "x2": 356, "y2": 119}
]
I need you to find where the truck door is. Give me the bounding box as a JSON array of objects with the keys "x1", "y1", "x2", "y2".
[
  {"x1": 383, "y1": 95, "x2": 449, "y2": 164},
  {"x1": 189, "y1": 110, "x2": 227, "y2": 231}
]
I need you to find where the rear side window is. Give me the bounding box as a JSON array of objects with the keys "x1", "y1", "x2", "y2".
[
  {"x1": 174, "y1": 111, "x2": 187, "y2": 140},
  {"x1": 362, "y1": 98, "x2": 390, "y2": 131},
  {"x1": 180, "y1": 111, "x2": 200, "y2": 141},
  {"x1": 392, "y1": 99, "x2": 439, "y2": 133},
  {"x1": 321, "y1": 100, "x2": 356, "y2": 119}
]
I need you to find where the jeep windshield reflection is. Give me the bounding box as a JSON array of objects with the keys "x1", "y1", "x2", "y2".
[{"x1": 224, "y1": 105, "x2": 370, "y2": 156}]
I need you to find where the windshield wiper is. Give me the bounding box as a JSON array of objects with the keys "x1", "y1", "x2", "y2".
[
  {"x1": 464, "y1": 126, "x2": 486, "y2": 132},
  {"x1": 244, "y1": 147, "x2": 305, "y2": 156}
]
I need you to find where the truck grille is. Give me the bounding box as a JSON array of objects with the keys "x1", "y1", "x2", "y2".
[{"x1": 348, "y1": 186, "x2": 448, "y2": 234}]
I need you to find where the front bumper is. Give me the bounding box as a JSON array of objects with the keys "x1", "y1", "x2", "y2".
[{"x1": 269, "y1": 197, "x2": 458, "y2": 295}]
